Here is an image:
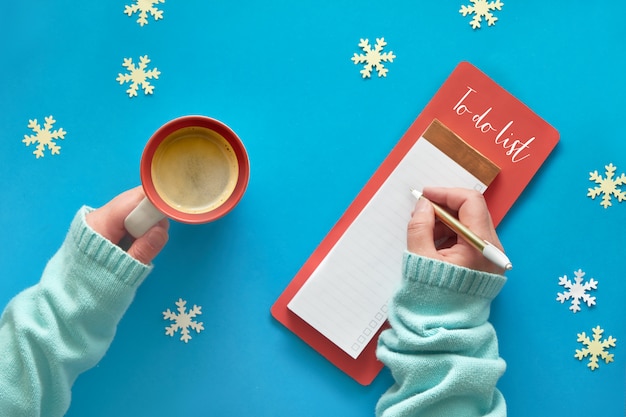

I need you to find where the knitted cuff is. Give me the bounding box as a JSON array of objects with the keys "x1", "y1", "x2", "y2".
[
  {"x1": 402, "y1": 251, "x2": 506, "y2": 300},
  {"x1": 67, "y1": 206, "x2": 152, "y2": 288}
]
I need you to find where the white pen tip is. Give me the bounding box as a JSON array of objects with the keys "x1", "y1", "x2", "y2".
[
  {"x1": 410, "y1": 189, "x2": 423, "y2": 199},
  {"x1": 483, "y1": 241, "x2": 513, "y2": 272}
]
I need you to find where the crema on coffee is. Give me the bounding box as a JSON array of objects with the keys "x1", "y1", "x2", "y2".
[{"x1": 151, "y1": 127, "x2": 239, "y2": 214}]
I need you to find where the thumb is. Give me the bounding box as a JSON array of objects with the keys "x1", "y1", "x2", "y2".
[
  {"x1": 127, "y1": 219, "x2": 169, "y2": 264},
  {"x1": 407, "y1": 198, "x2": 437, "y2": 257}
]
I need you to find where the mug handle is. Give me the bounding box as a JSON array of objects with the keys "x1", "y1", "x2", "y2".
[{"x1": 124, "y1": 197, "x2": 166, "y2": 238}]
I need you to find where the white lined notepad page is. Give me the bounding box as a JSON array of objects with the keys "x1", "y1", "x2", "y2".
[{"x1": 287, "y1": 136, "x2": 490, "y2": 359}]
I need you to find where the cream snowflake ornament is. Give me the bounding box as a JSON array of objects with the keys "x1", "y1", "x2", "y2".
[
  {"x1": 459, "y1": 0, "x2": 504, "y2": 29},
  {"x1": 116, "y1": 55, "x2": 160, "y2": 98},
  {"x1": 22, "y1": 116, "x2": 66, "y2": 158},
  {"x1": 124, "y1": 0, "x2": 165, "y2": 26},
  {"x1": 163, "y1": 298, "x2": 205, "y2": 343},
  {"x1": 556, "y1": 269, "x2": 597, "y2": 313},
  {"x1": 575, "y1": 326, "x2": 616, "y2": 371},
  {"x1": 587, "y1": 163, "x2": 626, "y2": 208},
  {"x1": 351, "y1": 38, "x2": 396, "y2": 78}
]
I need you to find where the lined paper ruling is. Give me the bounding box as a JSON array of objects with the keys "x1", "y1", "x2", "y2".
[{"x1": 287, "y1": 120, "x2": 500, "y2": 358}]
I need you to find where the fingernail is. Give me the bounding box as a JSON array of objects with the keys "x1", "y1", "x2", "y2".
[
  {"x1": 146, "y1": 228, "x2": 168, "y2": 250},
  {"x1": 415, "y1": 198, "x2": 429, "y2": 212}
]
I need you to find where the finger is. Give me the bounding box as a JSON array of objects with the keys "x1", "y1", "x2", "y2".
[
  {"x1": 127, "y1": 218, "x2": 169, "y2": 264},
  {"x1": 86, "y1": 187, "x2": 145, "y2": 244},
  {"x1": 423, "y1": 187, "x2": 502, "y2": 249},
  {"x1": 406, "y1": 198, "x2": 438, "y2": 257}
]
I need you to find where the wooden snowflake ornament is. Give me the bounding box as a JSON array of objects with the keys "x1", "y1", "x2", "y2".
[
  {"x1": 587, "y1": 163, "x2": 626, "y2": 208},
  {"x1": 163, "y1": 298, "x2": 204, "y2": 343},
  {"x1": 351, "y1": 38, "x2": 395, "y2": 78},
  {"x1": 124, "y1": 0, "x2": 165, "y2": 26},
  {"x1": 460, "y1": 0, "x2": 504, "y2": 29},
  {"x1": 22, "y1": 116, "x2": 66, "y2": 158},
  {"x1": 116, "y1": 55, "x2": 161, "y2": 98},
  {"x1": 556, "y1": 269, "x2": 597, "y2": 313},
  {"x1": 575, "y1": 326, "x2": 616, "y2": 371}
]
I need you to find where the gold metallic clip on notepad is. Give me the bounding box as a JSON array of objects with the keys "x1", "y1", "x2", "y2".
[{"x1": 410, "y1": 189, "x2": 513, "y2": 271}]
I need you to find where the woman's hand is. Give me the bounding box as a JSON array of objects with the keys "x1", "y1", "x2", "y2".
[
  {"x1": 407, "y1": 187, "x2": 506, "y2": 274},
  {"x1": 86, "y1": 187, "x2": 169, "y2": 264}
]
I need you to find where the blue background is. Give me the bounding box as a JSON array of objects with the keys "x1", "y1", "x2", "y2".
[{"x1": 1, "y1": 1, "x2": 624, "y2": 415}]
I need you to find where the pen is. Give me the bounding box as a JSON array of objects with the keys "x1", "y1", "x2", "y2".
[{"x1": 410, "y1": 189, "x2": 513, "y2": 271}]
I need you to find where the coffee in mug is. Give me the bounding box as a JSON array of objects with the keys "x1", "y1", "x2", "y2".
[
  {"x1": 151, "y1": 126, "x2": 239, "y2": 214},
  {"x1": 124, "y1": 116, "x2": 249, "y2": 238}
]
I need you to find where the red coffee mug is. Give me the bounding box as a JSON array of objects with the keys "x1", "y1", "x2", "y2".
[{"x1": 124, "y1": 116, "x2": 250, "y2": 238}]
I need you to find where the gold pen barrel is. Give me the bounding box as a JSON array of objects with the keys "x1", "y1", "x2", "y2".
[
  {"x1": 430, "y1": 202, "x2": 486, "y2": 251},
  {"x1": 411, "y1": 188, "x2": 511, "y2": 270}
]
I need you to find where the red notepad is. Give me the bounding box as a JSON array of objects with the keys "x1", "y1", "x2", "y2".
[{"x1": 271, "y1": 62, "x2": 560, "y2": 385}]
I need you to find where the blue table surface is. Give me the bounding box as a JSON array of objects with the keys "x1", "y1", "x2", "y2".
[{"x1": 1, "y1": 1, "x2": 625, "y2": 415}]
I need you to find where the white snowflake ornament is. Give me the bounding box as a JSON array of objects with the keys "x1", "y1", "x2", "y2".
[
  {"x1": 116, "y1": 55, "x2": 160, "y2": 98},
  {"x1": 351, "y1": 38, "x2": 396, "y2": 78},
  {"x1": 575, "y1": 326, "x2": 616, "y2": 371},
  {"x1": 124, "y1": 0, "x2": 165, "y2": 26},
  {"x1": 556, "y1": 269, "x2": 597, "y2": 313},
  {"x1": 163, "y1": 298, "x2": 205, "y2": 343},
  {"x1": 22, "y1": 116, "x2": 67, "y2": 158},
  {"x1": 587, "y1": 163, "x2": 626, "y2": 208},
  {"x1": 459, "y1": 0, "x2": 504, "y2": 29}
]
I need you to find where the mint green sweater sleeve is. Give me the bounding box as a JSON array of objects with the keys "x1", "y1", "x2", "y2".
[
  {"x1": 0, "y1": 206, "x2": 152, "y2": 416},
  {"x1": 376, "y1": 252, "x2": 507, "y2": 417}
]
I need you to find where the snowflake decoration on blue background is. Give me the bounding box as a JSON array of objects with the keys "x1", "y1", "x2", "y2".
[
  {"x1": 163, "y1": 298, "x2": 204, "y2": 343},
  {"x1": 575, "y1": 326, "x2": 616, "y2": 371},
  {"x1": 22, "y1": 116, "x2": 66, "y2": 158},
  {"x1": 587, "y1": 163, "x2": 626, "y2": 208},
  {"x1": 351, "y1": 38, "x2": 396, "y2": 78},
  {"x1": 124, "y1": 0, "x2": 165, "y2": 26},
  {"x1": 116, "y1": 55, "x2": 161, "y2": 97},
  {"x1": 556, "y1": 269, "x2": 597, "y2": 313},
  {"x1": 459, "y1": 0, "x2": 504, "y2": 29}
]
